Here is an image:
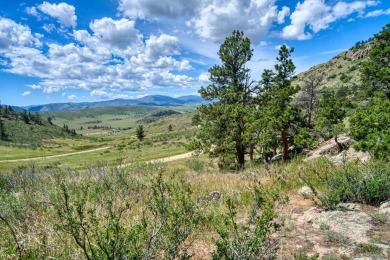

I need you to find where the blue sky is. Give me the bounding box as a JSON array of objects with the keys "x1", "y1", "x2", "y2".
[{"x1": 0, "y1": 0, "x2": 389, "y2": 106}]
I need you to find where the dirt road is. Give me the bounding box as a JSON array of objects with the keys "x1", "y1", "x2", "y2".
[
  {"x1": 147, "y1": 152, "x2": 195, "y2": 163},
  {"x1": 0, "y1": 148, "x2": 195, "y2": 165},
  {"x1": 0, "y1": 146, "x2": 111, "y2": 163}
]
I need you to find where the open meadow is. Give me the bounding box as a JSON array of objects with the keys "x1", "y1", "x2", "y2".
[{"x1": 0, "y1": 106, "x2": 197, "y2": 171}]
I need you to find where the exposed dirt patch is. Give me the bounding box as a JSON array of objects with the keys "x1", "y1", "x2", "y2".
[{"x1": 276, "y1": 190, "x2": 390, "y2": 259}]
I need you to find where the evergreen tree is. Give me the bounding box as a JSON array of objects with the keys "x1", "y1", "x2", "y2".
[
  {"x1": 136, "y1": 125, "x2": 145, "y2": 141},
  {"x1": 315, "y1": 91, "x2": 346, "y2": 152},
  {"x1": 0, "y1": 119, "x2": 6, "y2": 141},
  {"x1": 168, "y1": 124, "x2": 173, "y2": 131},
  {"x1": 197, "y1": 30, "x2": 254, "y2": 169},
  {"x1": 350, "y1": 93, "x2": 389, "y2": 159},
  {"x1": 259, "y1": 45, "x2": 300, "y2": 161},
  {"x1": 361, "y1": 23, "x2": 390, "y2": 99},
  {"x1": 21, "y1": 110, "x2": 29, "y2": 124}
]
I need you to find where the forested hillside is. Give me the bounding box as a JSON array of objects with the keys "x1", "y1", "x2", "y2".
[
  {"x1": 192, "y1": 25, "x2": 389, "y2": 170},
  {"x1": 0, "y1": 105, "x2": 78, "y2": 147}
]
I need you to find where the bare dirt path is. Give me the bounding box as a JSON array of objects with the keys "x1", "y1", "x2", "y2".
[
  {"x1": 119, "y1": 151, "x2": 195, "y2": 168},
  {"x1": 147, "y1": 152, "x2": 195, "y2": 163},
  {"x1": 0, "y1": 146, "x2": 111, "y2": 163},
  {"x1": 0, "y1": 148, "x2": 195, "y2": 165}
]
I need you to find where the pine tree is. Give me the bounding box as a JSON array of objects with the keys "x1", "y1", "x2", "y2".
[
  {"x1": 361, "y1": 23, "x2": 390, "y2": 99},
  {"x1": 197, "y1": 30, "x2": 254, "y2": 169},
  {"x1": 136, "y1": 125, "x2": 145, "y2": 141},
  {"x1": 0, "y1": 119, "x2": 6, "y2": 141},
  {"x1": 315, "y1": 91, "x2": 346, "y2": 152},
  {"x1": 259, "y1": 45, "x2": 301, "y2": 161},
  {"x1": 168, "y1": 124, "x2": 173, "y2": 131}
]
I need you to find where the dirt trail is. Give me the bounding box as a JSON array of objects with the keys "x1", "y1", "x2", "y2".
[
  {"x1": 119, "y1": 151, "x2": 195, "y2": 168},
  {"x1": 147, "y1": 152, "x2": 195, "y2": 163},
  {"x1": 0, "y1": 148, "x2": 195, "y2": 164},
  {"x1": 0, "y1": 146, "x2": 111, "y2": 163}
]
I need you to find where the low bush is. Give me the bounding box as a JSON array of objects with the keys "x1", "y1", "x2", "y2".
[{"x1": 302, "y1": 161, "x2": 390, "y2": 209}]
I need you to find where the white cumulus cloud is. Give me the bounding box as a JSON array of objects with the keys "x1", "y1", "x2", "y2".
[
  {"x1": 67, "y1": 94, "x2": 77, "y2": 100},
  {"x1": 281, "y1": 0, "x2": 379, "y2": 40},
  {"x1": 119, "y1": 0, "x2": 290, "y2": 44},
  {"x1": 364, "y1": 8, "x2": 390, "y2": 17},
  {"x1": 0, "y1": 17, "x2": 42, "y2": 49},
  {"x1": 37, "y1": 2, "x2": 77, "y2": 28},
  {"x1": 22, "y1": 91, "x2": 31, "y2": 96},
  {"x1": 90, "y1": 90, "x2": 129, "y2": 99},
  {"x1": 118, "y1": 0, "x2": 199, "y2": 19}
]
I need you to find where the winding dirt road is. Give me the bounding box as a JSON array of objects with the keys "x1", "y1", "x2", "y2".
[
  {"x1": 0, "y1": 148, "x2": 195, "y2": 164},
  {"x1": 147, "y1": 151, "x2": 195, "y2": 163},
  {"x1": 0, "y1": 146, "x2": 111, "y2": 163}
]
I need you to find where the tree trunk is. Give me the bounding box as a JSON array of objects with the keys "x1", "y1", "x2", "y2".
[
  {"x1": 249, "y1": 145, "x2": 254, "y2": 161},
  {"x1": 334, "y1": 134, "x2": 343, "y2": 153},
  {"x1": 281, "y1": 128, "x2": 289, "y2": 162},
  {"x1": 236, "y1": 140, "x2": 245, "y2": 169}
]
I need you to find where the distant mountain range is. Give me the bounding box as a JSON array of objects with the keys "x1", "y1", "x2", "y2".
[{"x1": 10, "y1": 95, "x2": 209, "y2": 112}]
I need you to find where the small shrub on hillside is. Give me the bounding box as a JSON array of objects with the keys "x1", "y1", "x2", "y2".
[
  {"x1": 212, "y1": 184, "x2": 284, "y2": 259},
  {"x1": 186, "y1": 157, "x2": 204, "y2": 173},
  {"x1": 304, "y1": 161, "x2": 390, "y2": 209}
]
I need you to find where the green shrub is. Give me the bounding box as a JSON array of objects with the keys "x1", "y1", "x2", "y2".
[
  {"x1": 212, "y1": 185, "x2": 284, "y2": 259},
  {"x1": 186, "y1": 157, "x2": 204, "y2": 173},
  {"x1": 307, "y1": 162, "x2": 390, "y2": 209}
]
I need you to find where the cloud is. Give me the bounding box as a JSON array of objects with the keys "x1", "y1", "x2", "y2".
[
  {"x1": 88, "y1": 18, "x2": 141, "y2": 50},
  {"x1": 198, "y1": 72, "x2": 210, "y2": 82},
  {"x1": 37, "y1": 2, "x2": 77, "y2": 28},
  {"x1": 67, "y1": 94, "x2": 77, "y2": 100},
  {"x1": 281, "y1": 0, "x2": 379, "y2": 40},
  {"x1": 25, "y1": 6, "x2": 40, "y2": 18},
  {"x1": 364, "y1": 8, "x2": 390, "y2": 18},
  {"x1": 277, "y1": 6, "x2": 290, "y2": 24},
  {"x1": 119, "y1": 0, "x2": 290, "y2": 44},
  {"x1": 118, "y1": 0, "x2": 199, "y2": 19},
  {"x1": 22, "y1": 91, "x2": 31, "y2": 96},
  {"x1": 90, "y1": 90, "x2": 129, "y2": 99},
  {"x1": 0, "y1": 17, "x2": 42, "y2": 49},
  {"x1": 42, "y1": 23, "x2": 56, "y2": 33},
  {"x1": 1, "y1": 16, "x2": 195, "y2": 94}
]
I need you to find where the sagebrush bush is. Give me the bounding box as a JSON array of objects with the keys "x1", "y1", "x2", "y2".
[
  {"x1": 212, "y1": 183, "x2": 286, "y2": 259},
  {"x1": 302, "y1": 160, "x2": 390, "y2": 209}
]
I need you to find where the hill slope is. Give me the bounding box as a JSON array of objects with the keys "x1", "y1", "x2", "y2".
[
  {"x1": 23, "y1": 95, "x2": 208, "y2": 112},
  {"x1": 292, "y1": 41, "x2": 372, "y2": 93}
]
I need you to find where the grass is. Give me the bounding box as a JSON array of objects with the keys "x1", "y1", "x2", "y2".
[
  {"x1": 0, "y1": 150, "x2": 389, "y2": 259},
  {"x1": 0, "y1": 108, "x2": 198, "y2": 170},
  {"x1": 1, "y1": 104, "x2": 389, "y2": 259}
]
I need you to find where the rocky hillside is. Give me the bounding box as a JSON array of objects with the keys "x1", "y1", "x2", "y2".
[{"x1": 292, "y1": 41, "x2": 373, "y2": 93}]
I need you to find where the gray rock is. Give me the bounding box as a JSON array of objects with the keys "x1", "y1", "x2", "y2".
[
  {"x1": 298, "y1": 208, "x2": 372, "y2": 243},
  {"x1": 298, "y1": 186, "x2": 314, "y2": 197},
  {"x1": 379, "y1": 201, "x2": 390, "y2": 215},
  {"x1": 208, "y1": 191, "x2": 223, "y2": 201},
  {"x1": 337, "y1": 203, "x2": 361, "y2": 211}
]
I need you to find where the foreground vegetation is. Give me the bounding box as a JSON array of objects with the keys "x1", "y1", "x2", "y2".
[
  {"x1": 0, "y1": 24, "x2": 389, "y2": 259},
  {"x1": 0, "y1": 157, "x2": 388, "y2": 259}
]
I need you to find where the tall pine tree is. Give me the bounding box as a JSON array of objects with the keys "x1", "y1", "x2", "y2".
[{"x1": 197, "y1": 31, "x2": 254, "y2": 169}]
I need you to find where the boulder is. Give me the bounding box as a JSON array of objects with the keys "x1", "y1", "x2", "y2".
[
  {"x1": 298, "y1": 186, "x2": 314, "y2": 198},
  {"x1": 337, "y1": 203, "x2": 361, "y2": 211},
  {"x1": 379, "y1": 201, "x2": 390, "y2": 215}
]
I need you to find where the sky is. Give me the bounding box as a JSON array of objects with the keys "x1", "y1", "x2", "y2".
[{"x1": 0, "y1": 0, "x2": 389, "y2": 107}]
